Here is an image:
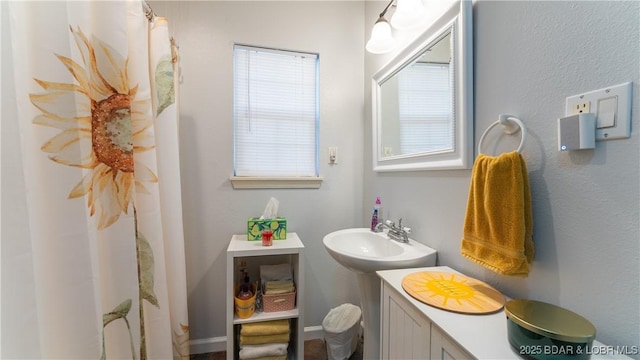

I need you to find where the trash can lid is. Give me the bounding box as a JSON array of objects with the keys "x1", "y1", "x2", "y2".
[{"x1": 322, "y1": 303, "x2": 362, "y2": 333}]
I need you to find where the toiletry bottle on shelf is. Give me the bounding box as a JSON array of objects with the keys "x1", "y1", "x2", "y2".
[
  {"x1": 237, "y1": 276, "x2": 253, "y2": 300},
  {"x1": 237, "y1": 283, "x2": 253, "y2": 300}
]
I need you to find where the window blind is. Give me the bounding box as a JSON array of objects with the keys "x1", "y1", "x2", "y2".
[
  {"x1": 397, "y1": 63, "x2": 452, "y2": 155},
  {"x1": 234, "y1": 45, "x2": 319, "y2": 177}
]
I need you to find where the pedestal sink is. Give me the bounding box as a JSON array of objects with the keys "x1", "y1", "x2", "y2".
[{"x1": 323, "y1": 228, "x2": 437, "y2": 360}]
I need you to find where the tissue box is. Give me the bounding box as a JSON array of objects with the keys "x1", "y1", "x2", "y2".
[{"x1": 247, "y1": 218, "x2": 287, "y2": 241}]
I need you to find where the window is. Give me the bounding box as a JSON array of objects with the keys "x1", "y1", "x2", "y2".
[
  {"x1": 397, "y1": 63, "x2": 452, "y2": 155},
  {"x1": 233, "y1": 45, "x2": 319, "y2": 183}
]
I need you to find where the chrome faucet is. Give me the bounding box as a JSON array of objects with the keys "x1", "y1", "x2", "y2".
[{"x1": 374, "y1": 218, "x2": 411, "y2": 243}]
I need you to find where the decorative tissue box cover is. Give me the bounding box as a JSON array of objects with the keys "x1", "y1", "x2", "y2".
[{"x1": 247, "y1": 218, "x2": 287, "y2": 240}]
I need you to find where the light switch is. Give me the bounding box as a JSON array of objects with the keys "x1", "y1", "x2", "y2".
[
  {"x1": 328, "y1": 147, "x2": 338, "y2": 164},
  {"x1": 597, "y1": 96, "x2": 617, "y2": 128}
]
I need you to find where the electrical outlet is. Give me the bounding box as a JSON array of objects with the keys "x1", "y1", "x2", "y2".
[
  {"x1": 571, "y1": 102, "x2": 591, "y2": 114},
  {"x1": 565, "y1": 82, "x2": 633, "y2": 141}
]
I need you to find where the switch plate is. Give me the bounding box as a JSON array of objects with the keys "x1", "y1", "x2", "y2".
[
  {"x1": 565, "y1": 82, "x2": 632, "y2": 141},
  {"x1": 328, "y1": 147, "x2": 338, "y2": 164}
]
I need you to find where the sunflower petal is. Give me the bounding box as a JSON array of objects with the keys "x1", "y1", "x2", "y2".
[
  {"x1": 135, "y1": 181, "x2": 150, "y2": 195},
  {"x1": 69, "y1": 172, "x2": 93, "y2": 199},
  {"x1": 133, "y1": 131, "x2": 156, "y2": 151},
  {"x1": 98, "y1": 208, "x2": 120, "y2": 230},
  {"x1": 94, "y1": 165, "x2": 111, "y2": 193},
  {"x1": 88, "y1": 194, "x2": 96, "y2": 216},
  {"x1": 71, "y1": 26, "x2": 117, "y2": 100},
  {"x1": 94, "y1": 169, "x2": 125, "y2": 230},
  {"x1": 135, "y1": 163, "x2": 158, "y2": 183},
  {"x1": 114, "y1": 171, "x2": 133, "y2": 213},
  {"x1": 41, "y1": 128, "x2": 81, "y2": 153},
  {"x1": 93, "y1": 36, "x2": 129, "y2": 95},
  {"x1": 131, "y1": 115, "x2": 154, "y2": 136},
  {"x1": 30, "y1": 91, "x2": 90, "y2": 119},
  {"x1": 54, "y1": 54, "x2": 89, "y2": 92},
  {"x1": 33, "y1": 114, "x2": 91, "y2": 130},
  {"x1": 70, "y1": 26, "x2": 90, "y2": 69},
  {"x1": 43, "y1": 129, "x2": 96, "y2": 168},
  {"x1": 33, "y1": 78, "x2": 87, "y2": 95}
]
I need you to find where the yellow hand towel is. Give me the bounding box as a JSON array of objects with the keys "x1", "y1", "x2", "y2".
[
  {"x1": 239, "y1": 333, "x2": 290, "y2": 346},
  {"x1": 461, "y1": 151, "x2": 534, "y2": 276},
  {"x1": 240, "y1": 319, "x2": 290, "y2": 336}
]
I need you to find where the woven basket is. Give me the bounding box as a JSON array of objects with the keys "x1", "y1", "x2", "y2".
[{"x1": 262, "y1": 290, "x2": 296, "y2": 312}]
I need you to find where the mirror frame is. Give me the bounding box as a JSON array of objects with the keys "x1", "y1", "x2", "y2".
[{"x1": 372, "y1": 0, "x2": 473, "y2": 171}]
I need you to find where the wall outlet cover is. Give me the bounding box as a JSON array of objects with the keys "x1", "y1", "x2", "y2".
[{"x1": 565, "y1": 82, "x2": 633, "y2": 141}]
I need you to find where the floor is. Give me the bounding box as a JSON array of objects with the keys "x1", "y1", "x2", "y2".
[{"x1": 190, "y1": 338, "x2": 364, "y2": 360}]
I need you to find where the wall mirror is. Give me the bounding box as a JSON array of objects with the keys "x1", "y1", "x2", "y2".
[{"x1": 372, "y1": 0, "x2": 473, "y2": 171}]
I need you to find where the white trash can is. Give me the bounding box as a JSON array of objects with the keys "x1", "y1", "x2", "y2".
[{"x1": 322, "y1": 303, "x2": 362, "y2": 360}]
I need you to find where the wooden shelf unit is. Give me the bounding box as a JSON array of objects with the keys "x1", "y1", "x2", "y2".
[{"x1": 226, "y1": 233, "x2": 305, "y2": 359}]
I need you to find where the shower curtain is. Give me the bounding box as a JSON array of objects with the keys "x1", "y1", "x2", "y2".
[{"x1": 4, "y1": 1, "x2": 189, "y2": 358}]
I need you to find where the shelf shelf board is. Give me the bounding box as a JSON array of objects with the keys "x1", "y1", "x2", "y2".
[
  {"x1": 227, "y1": 233, "x2": 304, "y2": 257},
  {"x1": 233, "y1": 308, "x2": 299, "y2": 325}
]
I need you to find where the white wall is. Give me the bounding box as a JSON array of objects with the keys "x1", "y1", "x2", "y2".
[
  {"x1": 365, "y1": 0, "x2": 639, "y2": 353},
  {"x1": 149, "y1": 0, "x2": 365, "y2": 345}
]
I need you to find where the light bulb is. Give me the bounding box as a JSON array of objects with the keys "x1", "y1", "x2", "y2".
[
  {"x1": 366, "y1": 18, "x2": 396, "y2": 54},
  {"x1": 391, "y1": 0, "x2": 427, "y2": 30}
]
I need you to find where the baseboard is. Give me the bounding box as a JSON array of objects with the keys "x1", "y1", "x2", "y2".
[
  {"x1": 303, "y1": 325, "x2": 324, "y2": 341},
  {"x1": 189, "y1": 335, "x2": 228, "y2": 355},
  {"x1": 190, "y1": 326, "x2": 326, "y2": 355}
]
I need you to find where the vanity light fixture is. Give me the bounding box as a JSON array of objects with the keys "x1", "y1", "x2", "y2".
[
  {"x1": 391, "y1": 0, "x2": 428, "y2": 30},
  {"x1": 366, "y1": 0, "x2": 428, "y2": 54}
]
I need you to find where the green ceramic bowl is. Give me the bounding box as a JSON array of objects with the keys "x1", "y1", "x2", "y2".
[{"x1": 505, "y1": 299, "x2": 596, "y2": 360}]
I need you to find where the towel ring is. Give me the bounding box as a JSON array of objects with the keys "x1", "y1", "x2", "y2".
[{"x1": 478, "y1": 115, "x2": 527, "y2": 154}]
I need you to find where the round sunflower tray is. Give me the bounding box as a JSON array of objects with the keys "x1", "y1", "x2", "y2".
[{"x1": 401, "y1": 271, "x2": 505, "y2": 314}]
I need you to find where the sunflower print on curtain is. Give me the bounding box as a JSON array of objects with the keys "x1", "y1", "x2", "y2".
[{"x1": 24, "y1": 2, "x2": 188, "y2": 358}]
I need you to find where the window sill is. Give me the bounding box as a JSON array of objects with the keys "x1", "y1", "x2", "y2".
[{"x1": 230, "y1": 176, "x2": 324, "y2": 189}]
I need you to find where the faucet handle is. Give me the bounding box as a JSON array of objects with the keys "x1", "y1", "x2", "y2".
[{"x1": 403, "y1": 227, "x2": 412, "y2": 234}]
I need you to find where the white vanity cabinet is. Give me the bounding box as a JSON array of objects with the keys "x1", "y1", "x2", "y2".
[
  {"x1": 226, "y1": 233, "x2": 305, "y2": 360},
  {"x1": 378, "y1": 266, "x2": 514, "y2": 360},
  {"x1": 379, "y1": 267, "x2": 628, "y2": 360},
  {"x1": 380, "y1": 281, "x2": 431, "y2": 358},
  {"x1": 380, "y1": 279, "x2": 471, "y2": 360},
  {"x1": 430, "y1": 326, "x2": 473, "y2": 360}
]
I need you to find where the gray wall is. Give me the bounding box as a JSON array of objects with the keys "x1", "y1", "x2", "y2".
[
  {"x1": 150, "y1": 1, "x2": 365, "y2": 343},
  {"x1": 365, "y1": 0, "x2": 639, "y2": 352},
  {"x1": 2, "y1": 0, "x2": 638, "y2": 354}
]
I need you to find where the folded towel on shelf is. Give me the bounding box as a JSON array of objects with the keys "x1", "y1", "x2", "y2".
[
  {"x1": 245, "y1": 356, "x2": 287, "y2": 360},
  {"x1": 264, "y1": 280, "x2": 295, "y2": 295},
  {"x1": 239, "y1": 332, "x2": 290, "y2": 346},
  {"x1": 238, "y1": 342, "x2": 288, "y2": 359},
  {"x1": 240, "y1": 319, "x2": 290, "y2": 336},
  {"x1": 460, "y1": 151, "x2": 534, "y2": 276},
  {"x1": 260, "y1": 264, "x2": 293, "y2": 282}
]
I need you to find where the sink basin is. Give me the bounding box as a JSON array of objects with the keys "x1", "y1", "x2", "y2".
[
  {"x1": 323, "y1": 228, "x2": 437, "y2": 273},
  {"x1": 323, "y1": 228, "x2": 437, "y2": 360}
]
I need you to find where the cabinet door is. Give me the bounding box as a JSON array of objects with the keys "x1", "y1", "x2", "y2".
[
  {"x1": 431, "y1": 326, "x2": 474, "y2": 360},
  {"x1": 381, "y1": 282, "x2": 431, "y2": 360}
]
